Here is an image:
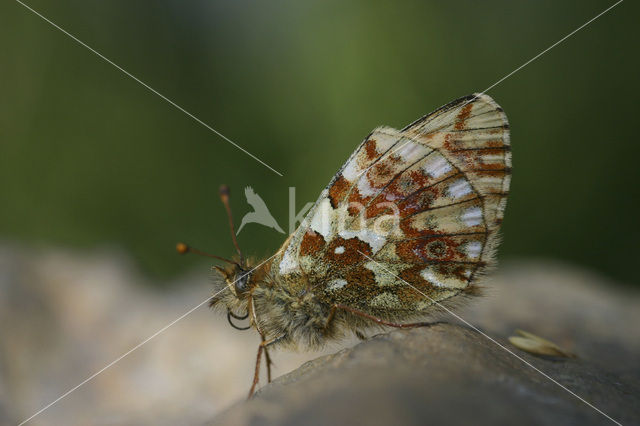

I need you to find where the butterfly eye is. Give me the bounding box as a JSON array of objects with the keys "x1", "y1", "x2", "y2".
[{"x1": 234, "y1": 270, "x2": 251, "y2": 294}]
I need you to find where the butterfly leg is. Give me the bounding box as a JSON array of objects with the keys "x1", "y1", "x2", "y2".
[
  {"x1": 261, "y1": 333, "x2": 274, "y2": 383},
  {"x1": 248, "y1": 335, "x2": 284, "y2": 399},
  {"x1": 333, "y1": 304, "x2": 439, "y2": 329},
  {"x1": 248, "y1": 342, "x2": 264, "y2": 399},
  {"x1": 324, "y1": 304, "x2": 338, "y2": 330}
]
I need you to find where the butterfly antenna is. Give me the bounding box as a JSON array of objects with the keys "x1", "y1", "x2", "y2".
[
  {"x1": 219, "y1": 184, "x2": 244, "y2": 264},
  {"x1": 176, "y1": 242, "x2": 238, "y2": 266}
]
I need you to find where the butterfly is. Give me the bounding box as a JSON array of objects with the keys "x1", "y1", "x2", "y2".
[{"x1": 178, "y1": 92, "x2": 511, "y2": 397}]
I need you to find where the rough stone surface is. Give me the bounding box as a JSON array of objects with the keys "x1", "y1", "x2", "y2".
[
  {"x1": 2, "y1": 245, "x2": 639, "y2": 425},
  {"x1": 212, "y1": 261, "x2": 640, "y2": 426},
  {"x1": 211, "y1": 324, "x2": 639, "y2": 426},
  {"x1": 0, "y1": 245, "x2": 343, "y2": 426}
]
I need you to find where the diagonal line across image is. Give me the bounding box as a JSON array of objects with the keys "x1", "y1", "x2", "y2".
[
  {"x1": 13, "y1": 1, "x2": 625, "y2": 424},
  {"x1": 14, "y1": 0, "x2": 284, "y2": 177}
]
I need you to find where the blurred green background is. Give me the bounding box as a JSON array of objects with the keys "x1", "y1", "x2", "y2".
[{"x1": 1, "y1": 0, "x2": 638, "y2": 286}]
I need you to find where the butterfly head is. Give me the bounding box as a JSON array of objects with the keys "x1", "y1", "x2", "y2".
[
  {"x1": 213, "y1": 261, "x2": 253, "y2": 299},
  {"x1": 209, "y1": 257, "x2": 265, "y2": 331}
]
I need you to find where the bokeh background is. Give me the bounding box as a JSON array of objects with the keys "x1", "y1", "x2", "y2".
[
  {"x1": 2, "y1": 1, "x2": 640, "y2": 425},
  {"x1": 2, "y1": 0, "x2": 639, "y2": 284}
]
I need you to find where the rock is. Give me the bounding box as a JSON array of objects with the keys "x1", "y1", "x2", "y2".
[
  {"x1": 0, "y1": 244, "x2": 340, "y2": 426},
  {"x1": 211, "y1": 324, "x2": 639, "y2": 426},
  {"x1": 1, "y1": 244, "x2": 638, "y2": 425},
  {"x1": 464, "y1": 260, "x2": 640, "y2": 379},
  {"x1": 211, "y1": 261, "x2": 640, "y2": 426}
]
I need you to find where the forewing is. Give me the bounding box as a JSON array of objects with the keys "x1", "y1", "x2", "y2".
[{"x1": 271, "y1": 93, "x2": 510, "y2": 317}]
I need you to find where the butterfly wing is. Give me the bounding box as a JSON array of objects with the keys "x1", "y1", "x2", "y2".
[{"x1": 270, "y1": 93, "x2": 510, "y2": 318}]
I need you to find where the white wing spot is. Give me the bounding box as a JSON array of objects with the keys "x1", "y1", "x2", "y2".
[
  {"x1": 357, "y1": 175, "x2": 377, "y2": 197},
  {"x1": 339, "y1": 229, "x2": 386, "y2": 254},
  {"x1": 327, "y1": 278, "x2": 347, "y2": 291},
  {"x1": 423, "y1": 154, "x2": 452, "y2": 178},
  {"x1": 461, "y1": 206, "x2": 483, "y2": 227},
  {"x1": 334, "y1": 246, "x2": 345, "y2": 254},
  {"x1": 465, "y1": 241, "x2": 483, "y2": 259},
  {"x1": 420, "y1": 268, "x2": 446, "y2": 287},
  {"x1": 447, "y1": 179, "x2": 472, "y2": 199},
  {"x1": 421, "y1": 268, "x2": 466, "y2": 289},
  {"x1": 279, "y1": 246, "x2": 299, "y2": 275},
  {"x1": 310, "y1": 198, "x2": 333, "y2": 238},
  {"x1": 395, "y1": 141, "x2": 427, "y2": 162},
  {"x1": 342, "y1": 159, "x2": 361, "y2": 181}
]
